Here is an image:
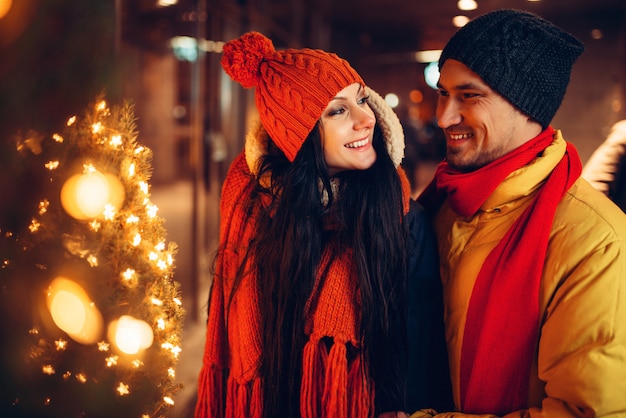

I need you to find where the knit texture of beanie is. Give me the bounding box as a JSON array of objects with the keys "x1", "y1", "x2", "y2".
[
  {"x1": 439, "y1": 9, "x2": 584, "y2": 128},
  {"x1": 221, "y1": 31, "x2": 363, "y2": 162}
]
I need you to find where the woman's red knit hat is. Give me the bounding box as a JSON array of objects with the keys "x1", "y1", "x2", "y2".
[{"x1": 221, "y1": 31, "x2": 364, "y2": 162}]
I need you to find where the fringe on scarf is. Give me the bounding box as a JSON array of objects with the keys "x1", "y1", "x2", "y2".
[
  {"x1": 348, "y1": 351, "x2": 375, "y2": 418},
  {"x1": 196, "y1": 340, "x2": 374, "y2": 418},
  {"x1": 195, "y1": 364, "x2": 225, "y2": 418},
  {"x1": 301, "y1": 338, "x2": 327, "y2": 417},
  {"x1": 194, "y1": 365, "x2": 263, "y2": 418},
  {"x1": 226, "y1": 375, "x2": 262, "y2": 418},
  {"x1": 323, "y1": 341, "x2": 348, "y2": 416},
  {"x1": 301, "y1": 337, "x2": 373, "y2": 418}
]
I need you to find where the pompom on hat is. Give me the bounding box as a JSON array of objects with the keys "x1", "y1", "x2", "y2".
[
  {"x1": 439, "y1": 9, "x2": 584, "y2": 129},
  {"x1": 221, "y1": 31, "x2": 363, "y2": 161}
]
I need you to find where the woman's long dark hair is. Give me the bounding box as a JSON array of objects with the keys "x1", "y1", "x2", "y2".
[{"x1": 233, "y1": 123, "x2": 408, "y2": 417}]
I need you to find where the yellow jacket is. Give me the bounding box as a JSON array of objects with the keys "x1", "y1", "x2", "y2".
[{"x1": 427, "y1": 131, "x2": 626, "y2": 417}]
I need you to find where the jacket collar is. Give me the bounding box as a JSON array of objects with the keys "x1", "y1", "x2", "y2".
[{"x1": 483, "y1": 130, "x2": 566, "y2": 213}]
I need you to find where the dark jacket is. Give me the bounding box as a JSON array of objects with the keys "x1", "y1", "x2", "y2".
[{"x1": 405, "y1": 198, "x2": 453, "y2": 413}]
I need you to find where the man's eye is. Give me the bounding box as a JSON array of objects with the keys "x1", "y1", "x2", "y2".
[{"x1": 437, "y1": 89, "x2": 449, "y2": 97}]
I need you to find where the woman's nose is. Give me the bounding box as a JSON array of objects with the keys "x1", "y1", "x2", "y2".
[{"x1": 354, "y1": 106, "x2": 375, "y2": 129}]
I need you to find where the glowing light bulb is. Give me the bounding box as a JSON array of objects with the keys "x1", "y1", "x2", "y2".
[
  {"x1": 60, "y1": 170, "x2": 125, "y2": 220},
  {"x1": 109, "y1": 315, "x2": 154, "y2": 355}
]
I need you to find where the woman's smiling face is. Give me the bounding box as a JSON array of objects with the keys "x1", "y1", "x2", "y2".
[{"x1": 320, "y1": 83, "x2": 377, "y2": 175}]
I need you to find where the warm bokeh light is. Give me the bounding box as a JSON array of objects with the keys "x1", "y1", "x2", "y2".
[
  {"x1": 47, "y1": 277, "x2": 103, "y2": 345},
  {"x1": 409, "y1": 89, "x2": 424, "y2": 104},
  {"x1": 109, "y1": 315, "x2": 154, "y2": 355},
  {"x1": 0, "y1": 0, "x2": 12, "y2": 20},
  {"x1": 453, "y1": 15, "x2": 470, "y2": 27},
  {"x1": 457, "y1": 0, "x2": 477, "y2": 11},
  {"x1": 414, "y1": 49, "x2": 442, "y2": 64},
  {"x1": 612, "y1": 99, "x2": 622, "y2": 112},
  {"x1": 60, "y1": 169, "x2": 125, "y2": 220},
  {"x1": 384, "y1": 93, "x2": 399, "y2": 108}
]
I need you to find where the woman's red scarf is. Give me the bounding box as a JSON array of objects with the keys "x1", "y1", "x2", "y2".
[{"x1": 419, "y1": 127, "x2": 582, "y2": 414}]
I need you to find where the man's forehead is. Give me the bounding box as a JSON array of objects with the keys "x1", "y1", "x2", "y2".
[{"x1": 438, "y1": 60, "x2": 491, "y2": 91}]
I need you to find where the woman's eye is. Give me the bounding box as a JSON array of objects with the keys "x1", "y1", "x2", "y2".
[
  {"x1": 327, "y1": 107, "x2": 345, "y2": 116},
  {"x1": 358, "y1": 95, "x2": 370, "y2": 105}
]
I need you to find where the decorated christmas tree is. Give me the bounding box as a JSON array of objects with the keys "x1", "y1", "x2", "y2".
[{"x1": 0, "y1": 97, "x2": 185, "y2": 418}]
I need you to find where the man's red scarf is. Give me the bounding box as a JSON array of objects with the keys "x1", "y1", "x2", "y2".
[{"x1": 419, "y1": 127, "x2": 582, "y2": 414}]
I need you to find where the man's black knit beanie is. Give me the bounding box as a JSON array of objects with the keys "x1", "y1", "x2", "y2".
[{"x1": 438, "y1": 9, "x2": 584, "y2": 129}]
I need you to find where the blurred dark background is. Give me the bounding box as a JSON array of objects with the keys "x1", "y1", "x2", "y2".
[
  {"x1": 1, "y1": 0, "x2": 625, "y2": 416},
  {"x1": 2, "y1": 0, "x2": 625, "y2": 188}
]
